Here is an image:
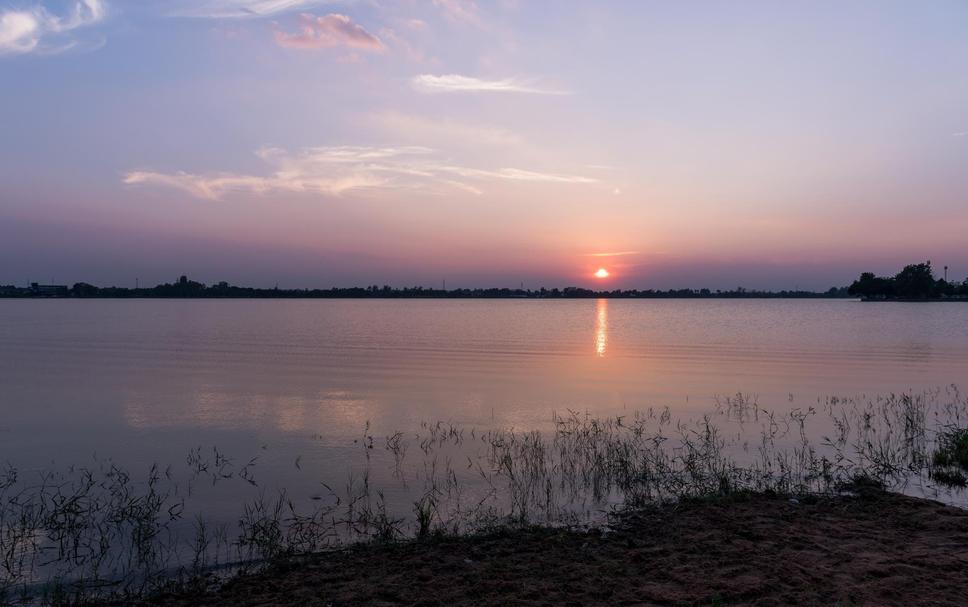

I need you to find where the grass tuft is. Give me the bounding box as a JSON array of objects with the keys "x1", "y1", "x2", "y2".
[{"x1": 930, "y1": 428, "x2": 968, "y2": 487}]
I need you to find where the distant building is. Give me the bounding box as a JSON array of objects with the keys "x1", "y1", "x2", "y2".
[{"x1": 30, "y1": 283, "x2": 68, "y2": 297}]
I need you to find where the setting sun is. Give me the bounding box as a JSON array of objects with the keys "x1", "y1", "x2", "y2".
[{"x1": 594, "y1": 268, "x2": 610, "y2": 279}]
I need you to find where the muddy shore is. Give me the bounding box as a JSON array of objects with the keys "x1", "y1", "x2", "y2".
[{"x1": 141, "y1": 490, "x2": 968, "y2": 607}]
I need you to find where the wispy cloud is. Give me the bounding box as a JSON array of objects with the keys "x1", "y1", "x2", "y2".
[
  {"x1": 432, "y1": 0, "x2": 481, "y2": 27},
  {"x1": 123, "y1": 170, "x2": 381, "y2": 200},
  {"x1": 369, "y1": 111, "x2": 524, "y2": 147},
  {"x1": 170, "y1": 0, "x2": 334, "y2": 19},
  {"x1": 586, "y1": 251, "x2": 640, "y2": 257},
  {"x1": 123, "y1": 145, "x2": 596, "y2": 200},
  {"x1": 377, "y1": 27, "x2": 433, "y2": 63},
  {"x1": 412, "y1": 74, "x2": 569, "y2": 95},
  {"x1": 274, "y1": 13, "x2": 383, "y2": 50},
  {"x1": 953, "y1": 131, "x2": 968, "y2": 138},
  {"x1": 0, "y1": 0, "x2": 105, "y2": 56},
  {"x1": 435, "y1": 166, "x2": 595, "y2": 184}
]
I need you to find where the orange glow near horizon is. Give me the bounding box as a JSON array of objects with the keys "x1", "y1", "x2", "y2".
[{"x1": 594, "y1": 268, "x2": 610, "y2": 279}]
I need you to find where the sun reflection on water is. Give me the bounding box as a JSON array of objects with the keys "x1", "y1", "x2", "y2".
[{"x1": 595, "y1": 298, "x2": 608, "y2": 357}]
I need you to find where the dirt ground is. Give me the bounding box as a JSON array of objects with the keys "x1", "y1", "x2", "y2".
[{"x1": 145, "y1": 490, "x2": 968, "y2": 606}]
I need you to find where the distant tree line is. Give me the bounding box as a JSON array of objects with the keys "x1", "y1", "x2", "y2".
[
  {"x1": 0, "y1": 275, "x2": 851, "y2": 299},
  {"x1": 848, "y1": 261, "x2": 968, "y2": 300}
]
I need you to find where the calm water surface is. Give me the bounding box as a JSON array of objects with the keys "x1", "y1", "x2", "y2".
[{"x1": 1, "y1": 298, "x2": 967, "y2": 511}]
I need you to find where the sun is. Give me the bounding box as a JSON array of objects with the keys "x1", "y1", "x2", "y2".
[{"x1": 594, "y1": 268, "x2": 609, "y2": 279}]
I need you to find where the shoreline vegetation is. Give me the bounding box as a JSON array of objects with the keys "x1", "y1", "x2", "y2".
[
  {"x1": 2, "y1": 262, "x2": 965, "y2": 301},
  {"x1": 2, "y1": 388, "x2": 967, "y2": 605},
  {"x1": 848, "y1": 261, "x2": 968, "y2": 301},
  {"x1": 1, "y1": 276, "x2": 849, "y2": 299}
]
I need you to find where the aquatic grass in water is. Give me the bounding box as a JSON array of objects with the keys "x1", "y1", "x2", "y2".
[
  {"x1": 1, "y1": 386, "x2": 967, "y2": 605},
  {"x1": 932, "y1": 429, "x2": 968, "y2": 468},
  {"x1": 930, "y1": 428, "x2": 968, "y2": 487}
]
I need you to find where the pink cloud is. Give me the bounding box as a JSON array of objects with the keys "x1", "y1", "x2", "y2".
[{"x1": 273, "y1": 13, "x2": 384, "y2": 51}]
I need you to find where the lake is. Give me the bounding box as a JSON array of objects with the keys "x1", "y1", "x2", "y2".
[
  {"x1": 3, "y1": 297, "x2": 968, "y2": 588},
  {"x1": 1, "y1": 298, "x2": 967, "y2": 531},
  {"x1": 3, "y1": 298, "x2": 966, "y2": 450},
  {"x1": 3, "y1": 298, "x2": 967, "y2": 462}
]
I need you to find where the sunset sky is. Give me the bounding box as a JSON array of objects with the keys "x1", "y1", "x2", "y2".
[{"x1": 2, "y1": 0, "x2": 967, "y2": 289}]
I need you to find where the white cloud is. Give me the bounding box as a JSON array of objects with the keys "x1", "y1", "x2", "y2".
[
  {"x1": 123, "y1": 170, "x2": 380, "y2": 200},
  {"x1": 433, "y1": 165, "x2": 596, "y2": 184},
  {"x1": 953, "y1": 131, "x2": 968, "y2": 138},
  {"x1": 0, "y1": 12, "x2": 39, "y2": 54},
  {"x1": 0, "y1": 0, "x2": 105, "y2": 56},
  {"x1": 170, "y1": 0, "x2": 334, "y2": 18},
  {"x1": 258, "y1": 145, "x2": 434, "y2": 166},
  {"x1": 412, "y1": 74, "x2": 569, "y2": 95},
  {"x1": 123, "y1": 145, "x2": 596, "y2": 200},
  {"x1": 494, "y1": 168, "x2": 594, "y2": 183}
]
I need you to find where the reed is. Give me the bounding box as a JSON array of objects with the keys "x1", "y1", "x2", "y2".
[{"x1": 1, "y1": 386, "x2": 966, "y2": 605}]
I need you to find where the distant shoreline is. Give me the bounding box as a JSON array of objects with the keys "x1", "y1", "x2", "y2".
[
  {"x1": 861, "y1": 297, "x2": 968, "y2": 303},
  {"x1": 0, "y1": 294, "x2": 856, "y2": 300},
  {"x1": 0, "y1": 276, "x2": 851, "y2": 300}
]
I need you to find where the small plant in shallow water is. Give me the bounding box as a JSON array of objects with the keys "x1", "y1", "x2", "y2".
[
  {"x1": 930, "y1": 428, "x2": 968, "y2": 487},
  {"x1": 933, "y1": 429, "x2": 968, "y2": 468}
]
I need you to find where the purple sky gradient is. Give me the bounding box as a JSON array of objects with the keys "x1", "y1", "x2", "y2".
[{"x1": 2, "y1": 1, "x2": 967, "y2": 289}]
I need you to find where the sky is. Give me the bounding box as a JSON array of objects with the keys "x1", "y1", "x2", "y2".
[{"x1": 1, "y1": 0, "x2": 967, "y2": 290}]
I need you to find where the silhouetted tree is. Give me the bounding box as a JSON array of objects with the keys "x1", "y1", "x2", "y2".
[
  {"x1": 848, "y1": 272, "x2": 894, "y2": 298},
  {"x1": 847, "y1": 261, "x2": 965, "y2": 300},
  {"x1": 893, "y1": 262, "x2": 936, "y2": 298},
  {"x1": 71, "y1": 282, "x2": 100, "y2": 297}
]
